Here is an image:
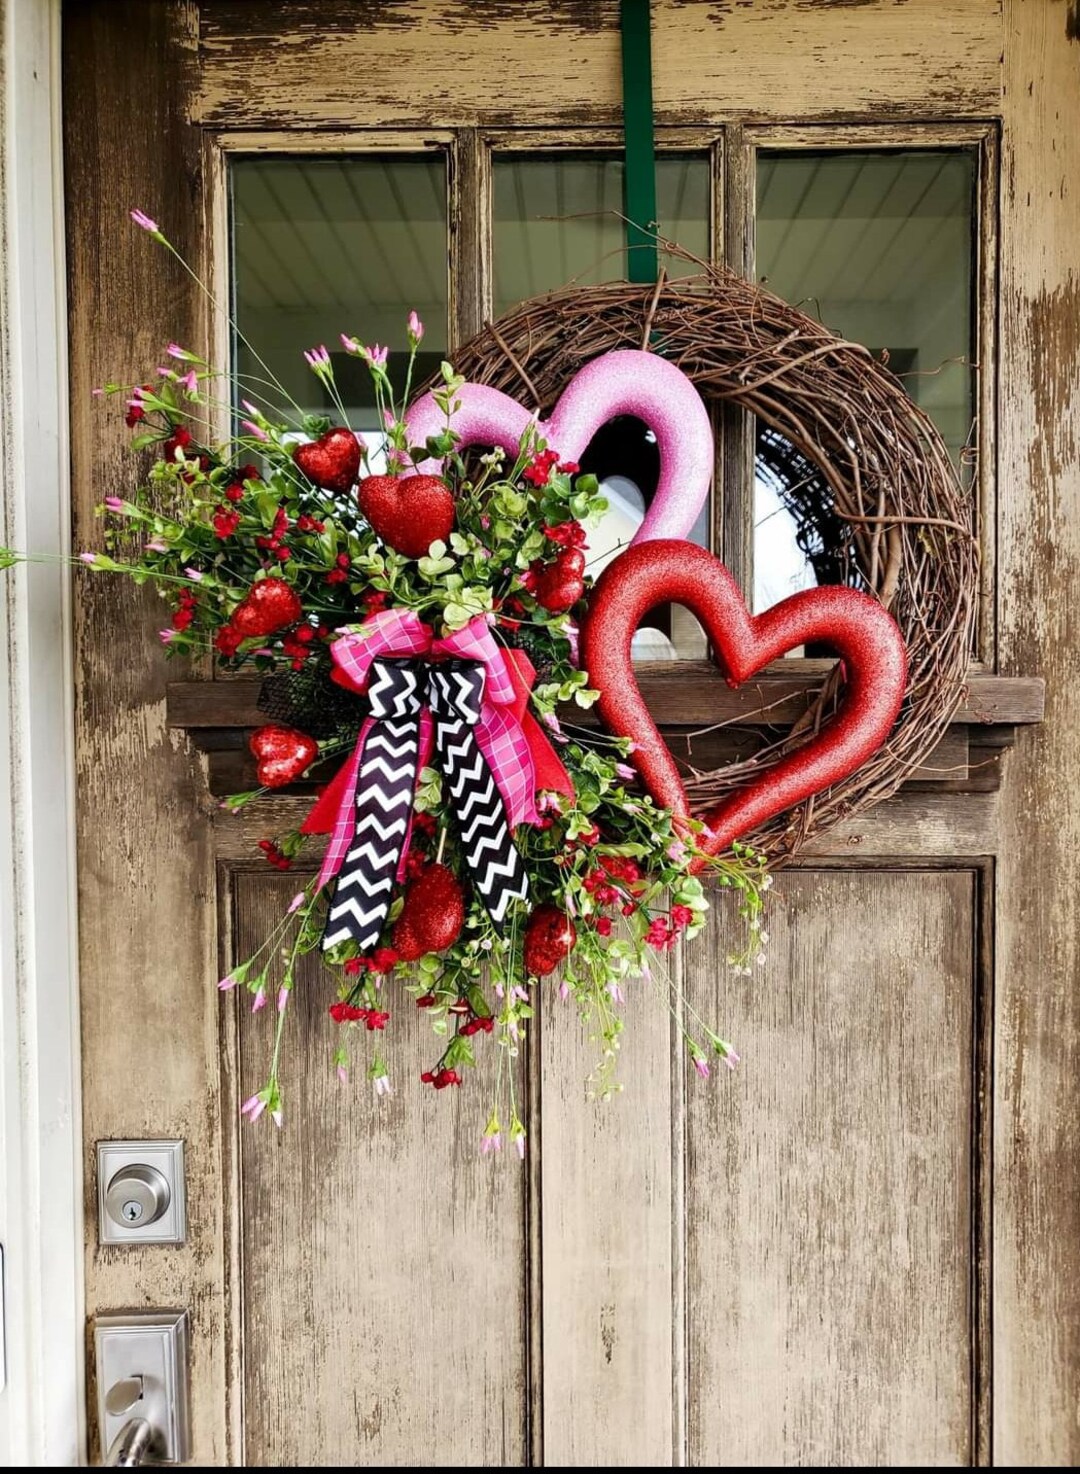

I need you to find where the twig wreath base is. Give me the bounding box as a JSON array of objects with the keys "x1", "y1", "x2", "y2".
[{"x1": 452, "y1": 261, "x2": 979, "y2": 860}]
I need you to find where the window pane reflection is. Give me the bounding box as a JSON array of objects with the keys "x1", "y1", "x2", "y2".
[
  {"x1": 230, "y1": 155, "x2": 448, "y2": 453},
  {"x1": 754, "y1": 149, "x2": 976, "y2": 622},
  {"x1": 493, "y1": 154, "x2": 711, "y2": 659}
]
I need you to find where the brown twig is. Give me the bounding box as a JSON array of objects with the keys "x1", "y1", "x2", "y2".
[
  {"x1": 640, "y1": 266, "x2": 668, "y2": 351},
  {"x1": 483, "y1": 319, "x2": 542, "y2": 412}
]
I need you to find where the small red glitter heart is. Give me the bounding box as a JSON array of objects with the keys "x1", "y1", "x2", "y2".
[
  {"x1": 230, "y1": 577, "x2": 303, "y2": 637},
  {"x1": 357, "y1": 473, "x2": 455, "y2": 558},
  {"x1": 534, "y1": 548, "x2": 586, "y2": 612},
  {"x1": 392, "y1": 863, "x2": 465, "y2": 959},
  {"x1": 249, "y1": 724, "x2": 318, "y2": 788},
  {"x1": 523, "y1": 904, "x2": 577, "y2": 977},
  {"x1": 293, "y1": 428, "x2": 362, "y2": 494}
]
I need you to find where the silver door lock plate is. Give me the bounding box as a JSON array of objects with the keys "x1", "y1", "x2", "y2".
[
  {"x1": 94, "y1": 1309, "x2": 191, "y2": 1463},
  {"x1": 97, "y1": 1141, "x2": 186, "y2": 1246}
]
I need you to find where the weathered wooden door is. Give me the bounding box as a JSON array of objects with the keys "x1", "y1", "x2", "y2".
[{"x1": 67, "y1": 2, "x2": 1079, "y2": 1465}]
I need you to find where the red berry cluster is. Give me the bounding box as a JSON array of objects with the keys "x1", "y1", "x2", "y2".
[
  {"x1": 162, "y1": 424, "x2": 193, "y2": 461},
  {"x1": 124, "y1": 386, "x2": 152, "y2": 428},
  {"x1": 522, "y1": 450, "x2": 580, "y2": 488},
  {"x1": 421, "y1": 1067, "x2": 462, "y2": 1089},
  {"x1": 342, "y1": 947, "x2": 399, "y2": 976},
  {"x1": 328, "y1": 1001, "x2": 390, "y2": 1030},
  {"x1": 256, "y1": 506, "x2": 292, "y2": 563},
  {"x1": 643, "y1": 905, "x2": 695, "y2": 950},
  {"x1": 281, "y1": 623, "x2": 324, "y2": 670},
  {"x1": 257, "y1": 838, "x2": 292, "y2": 870},
  {"x1": 543, "y1": 520, "x2": 587, "y2": 549},
  {"x1": 459, "y1": 1014, "x2": 495, "y2": 1038},
  {"x1": 171, "y1": 587, "x2": 197, "y2": 631},
  {"x1": 223, "y1": 465, "x2": 260, "y2": 503},
  {"x1": 325, "y1": 552, "x2": 352, "y2": 585},
  {"x1": 213, "y1": 505, "x2": 241, "y2": 539},
  {"x1": 214, "y1": 625, "x2": 244, "y2": 657},
  {"x1": 584, "y1": 853, "x2": 643, "y2": 907}
]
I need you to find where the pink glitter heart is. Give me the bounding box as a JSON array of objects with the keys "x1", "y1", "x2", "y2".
[{"x1": 404, "y1": 348, "x2": 712, "y2": 545}]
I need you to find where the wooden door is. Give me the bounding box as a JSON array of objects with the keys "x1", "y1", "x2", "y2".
[{"x1": 66, "y1": 2, "x2": 1079, "y2": 1465}]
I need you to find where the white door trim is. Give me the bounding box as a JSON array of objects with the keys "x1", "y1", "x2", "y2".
[{"x1": 0, "y1": 0, "x2": 84, "y2": 1464}]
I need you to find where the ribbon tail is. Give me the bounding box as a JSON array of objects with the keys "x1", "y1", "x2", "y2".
[
  {"x1": 434, "y1": 716, "x2": 529, "y2": 925},
  {"x1": 321, "y1": 712, "x2": 422, "y2": 952}
]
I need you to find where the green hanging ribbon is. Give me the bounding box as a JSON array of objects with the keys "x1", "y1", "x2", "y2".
[{"x1": 620, "y1": 0, "x2": 658, "y2": 284}]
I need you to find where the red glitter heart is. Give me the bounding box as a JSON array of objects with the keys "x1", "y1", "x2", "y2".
[
  {"x1": 392, "y1": 863, "x2": 465, "y2": 960},
  {"x1": 293, "y1": 428, "x2": 362, "y2": 494},
  {"x1": 249, "y1": 724, "x2": 318, "y2": 789},
  {"x1": 523, "y1": 904, "x2": 577, "y2": 977},
  {"x1": 230, "y1": 577, "x2": 303, "y2": 637},
  {"x1": 357, "y1": 474, "x2": 455, "y2": 558},
  {"x1": 581, "y1": 542, "x2": 907, "y2": 868},
  {"x1": 534, "y1": 547, "x2": 586, "y2": 613}
]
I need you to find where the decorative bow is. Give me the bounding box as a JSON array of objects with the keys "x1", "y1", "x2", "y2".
[{"x1": 303, "y1": 608, "x2": 574, "y2": 952}]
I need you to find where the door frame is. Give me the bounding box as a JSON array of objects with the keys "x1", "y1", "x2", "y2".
[{"x1": 0, "y1": 0, "x2": 84, "y2": 1464}]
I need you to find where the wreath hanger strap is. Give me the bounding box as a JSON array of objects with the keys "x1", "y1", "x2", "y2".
[{"x1": 620, "y1": 0, "x2": 658, "y2": 285}]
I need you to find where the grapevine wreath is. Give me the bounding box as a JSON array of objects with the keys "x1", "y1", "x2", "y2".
[
  {"x1": 453, "y1": 257, "x2": 979, "y2": 857},
  {"x1": 4, "y1": 217, "x2": 975, "y2": 1149}
]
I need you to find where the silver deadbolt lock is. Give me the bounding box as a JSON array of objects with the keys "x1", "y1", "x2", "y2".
[
  {"x1": 97, "y1": 1141, "x2": 186, "y2": 1246},
  {"x1": 105, "y1": 1165, "x2": 170, "y2": 1229}
]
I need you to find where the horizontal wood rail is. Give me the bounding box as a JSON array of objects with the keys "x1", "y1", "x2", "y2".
[
  {"x1": 167, "y1": 665, "x2": 1045, "y2": 733},
  {"x1": 166, "y1": 666, "x2": 1043, "y2": 800}
]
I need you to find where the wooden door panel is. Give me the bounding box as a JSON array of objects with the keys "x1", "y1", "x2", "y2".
[
  {"x1": 539, "y1": 985, "x2": 676, "y2": 1467},
  {"x1": 233, "y1": 870, "x2": 528, "y2": 1467},
  {"x1": 685, "y1": 869, "x2": 978, "y2": 1466}
]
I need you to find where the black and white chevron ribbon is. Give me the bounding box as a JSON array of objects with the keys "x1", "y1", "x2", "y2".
[
  {"x1": 428, "y1": 664, "x2": 529, "y2": 925},
  {"x1": 321, "y1": 656, "x2": 528, "y2": 952}
]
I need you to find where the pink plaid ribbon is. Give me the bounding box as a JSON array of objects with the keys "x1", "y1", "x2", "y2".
[{"x1": 314, "y1": 608, "x2": 539, "y2": 890}]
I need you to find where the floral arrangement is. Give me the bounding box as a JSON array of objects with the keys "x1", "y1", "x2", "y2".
[{"x1": 4, "y1": 211, "x2": 770, "y2": 1155}]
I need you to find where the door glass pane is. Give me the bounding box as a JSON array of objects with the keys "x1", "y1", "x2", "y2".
[
  {"x1": 493, "y1": 155, "x2": 709, "y2": 316},
  {"x1": 493, "y1": 153, "x2": 712, "y2": 659},
  {"x1": 754, "y1": 148, "x2": 976, "y2": 617},
  {"x1": 230, "y1": 155, "x2": 448, "y2": 455}
]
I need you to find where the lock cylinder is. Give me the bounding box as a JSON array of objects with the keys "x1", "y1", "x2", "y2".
[{"x1": 104, "y1": 1164, "x2": 171, "y2": 1230}]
